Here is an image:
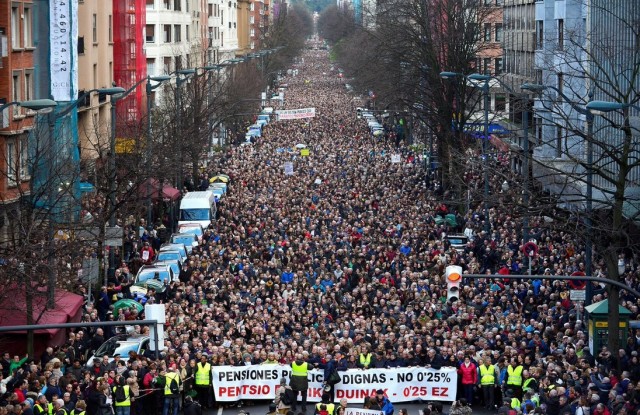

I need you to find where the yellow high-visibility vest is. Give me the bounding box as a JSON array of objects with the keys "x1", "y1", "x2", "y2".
[
  {"x1": 196, "y1": 362, "x2": 211, "y2": 386},
  {"x1": 291, "y1": 362, "x2": 308, "y2": 377},
  {"x1": 479, "y1": 365, "x2": 495, "y2": 385},
  {"x1": 113, "y1": 385, "x2": 131, "y2": 407},
  {"x1": 164, "y1": 372, "x2": 181, "y2": 396},
  {"x1": 507, "y1": 365, "x2": 523, "y2": 386},
  {"x1": 359, "y1": 353, "x2": 372, "y2": 367}
]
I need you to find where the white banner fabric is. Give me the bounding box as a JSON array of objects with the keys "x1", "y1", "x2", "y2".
[
  {"x1": 50, "y1": 0, "x2": 78, "y2": 101},
  {"x1": 346, "y1": 408, "x2": 386, "y2": 415},
  {"x1": 211, "y1": 366, "x2": 457, "y2": 403},
  {"x1": 276, "y1": 108, "x2": 316, "y2": 120}
]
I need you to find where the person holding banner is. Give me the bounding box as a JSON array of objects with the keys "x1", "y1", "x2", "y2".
[
  {"x1": 290, "y1": 354, "x2": 310, "y2": 413},
  {"x1": 322, "y1": 354, "x2": 346, "y2": 403}
]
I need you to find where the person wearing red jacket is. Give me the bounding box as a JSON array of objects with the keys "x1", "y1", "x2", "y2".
[
  {"x1": 140, "y1": 242, "x2": 155, "y2": 265},
  {"x1": 457, "y1": 356, "x2": 478, "y2": 406}
]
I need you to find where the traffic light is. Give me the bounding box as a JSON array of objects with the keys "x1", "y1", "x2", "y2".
[{"x1": 446, "y1": 265, "x2": 463, "y2": 302}]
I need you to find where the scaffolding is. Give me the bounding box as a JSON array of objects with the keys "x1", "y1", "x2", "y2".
[{"x1": 113, "y1": 0, "x2": 147, "y2": 134}]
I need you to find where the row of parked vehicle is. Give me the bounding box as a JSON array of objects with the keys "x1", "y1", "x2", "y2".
[
  {"x1": 244, "y1": 107, "x2": 274, "y2": 143},
  {"x1": 356, "y1": 107, "x2": 384, "y2": 137},
  {"x1": 86, "y1": 177, "x2": 232, "y2": 367}
]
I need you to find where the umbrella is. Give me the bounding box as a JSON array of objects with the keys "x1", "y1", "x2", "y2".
[
  {"x1": 209, "y1": 175, "x2": 230, "y2": 184},
  {"x1": 113, "y1": 299, "x2": 144, "y2": 314},
  {"x1": 445, "y1": 214, "x2": 457, "y2": 227},
  {"x1": 295, "y1": 143, "x2": 307, "y2": 149},
  {"x1": 373, "y1": 130, "x2": 384, "y2": 137},
  {"x1": 434, "y1": 216, "x2": 444, "y2": 225}
]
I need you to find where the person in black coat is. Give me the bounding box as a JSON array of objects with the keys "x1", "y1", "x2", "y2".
[
  {"x1": 423, "y1": 349, "x2": 446, "y2": 370},
  {"x1": 183, "y1": 396, "x2": 203, "y2": 415}
]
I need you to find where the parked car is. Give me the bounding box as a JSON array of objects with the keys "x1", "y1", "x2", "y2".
[
  {"x1": 160, "y1": 243, "x2": 188, "y2": 259},
  {"x1": 86, "y1": 334, "x2": 150, "y2": 367},
  {"x1": 170, "y1": 234, "x2": 198, "y2": 253},
  {"x1": 130, "y1": 264, "x2": 176, "y2": 296},
  {"x1": 153, "y1": 259, "x2": 181, "y2": 277},
  {"x1": 178, "y1": 223, "x2": 205, "y2": 241},
  {"x1": 155, "y1": 249, "x2": 185, "y2": 266}
]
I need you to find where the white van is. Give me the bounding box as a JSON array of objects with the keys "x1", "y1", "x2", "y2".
[{"x1": 178, "y1": 191, "x2": 216, "y2": 228}]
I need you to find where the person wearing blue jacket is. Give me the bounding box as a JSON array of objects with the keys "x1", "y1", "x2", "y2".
[{"x1": 373, "y1": 389, "x2": 394, "y2": 415}]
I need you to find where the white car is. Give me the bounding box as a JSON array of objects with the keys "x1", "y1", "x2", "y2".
[{"x1": 86, "y1": 334, "x2": 150, "y2": 368}]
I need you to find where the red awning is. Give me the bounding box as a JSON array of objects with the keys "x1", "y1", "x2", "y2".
[
  {"x1": 161, "y1": 186, "x2": 181, "y2": 201},
  {"x1": 138, "y1": 179, "x2": 181, "y2": 201}
]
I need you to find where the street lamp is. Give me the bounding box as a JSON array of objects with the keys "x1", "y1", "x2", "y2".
[
  {"x1": 524, "y1": 82, "x2": 594, "y2": 305},
  {"x1": 0, "y1": 99, "x2": 57, "y2": 114}
]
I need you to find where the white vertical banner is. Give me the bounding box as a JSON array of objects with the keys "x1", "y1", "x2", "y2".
[
  {"x1": 50, "y1": 0, "x2": 78, "y2": 101},
  {"x1": 145, "y1": 304, "x2": 166, "y2": 351},
  {"x1": 284, "y1": 162, "x2": 294, "y2": 175}
]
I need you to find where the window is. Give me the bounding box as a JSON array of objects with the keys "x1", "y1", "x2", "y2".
[
  {"x1": 174, "y1": 0, "x2": 181, "y2": 11},
  {"x1": 147, "y1": 58, "x2": 156, "y2": 76},
  {"x1": 221, "y1": 10, "x2": 224, "y2": 25},
  {"x1": 24, "y1": 70, "x2": 33, "y2": 102},
  {"x1": 12, "y1": 72, "x2": 21, "y2": 117},
  {"x1": 250, "y1": 15, "x2": 254, "y2": 24},
  {"x1": 109, "y1": 15, "x2": 113, "y2": 42},
  {"x1": 557, "y1": 73, "x2": 564, "y2": 102},
  {"x1": 146, "y1": 0, "x2": 154, "y2": 9},
  {"x1": 175, "y1": 55, "x2": 182, "y2": 71},
  {"x1": 163, "y1": 0, "x2": 171, "y2": 9},
  {"x1": 7, "y1": 140, "x2": 16, "y2": 185},
  {"x1": 250, "y1": 28, "x2": 255, "y2": 37},
  {"x1": 164, "y1": 25, "x2": 172, "y2": 43},
  {"x1": 495, "y1": 94, "x2": 506, "y2": 112},
  {"x1": 11, "y1": 6, "x2": 20, "y2": 48},
  {"x1": 146, "y1": 24, "x2": 155, "y2": 42},
  {"x1": 19, "y1": 139, "x2": 28, "y2": 179},
  {"x1": 208, "y1": 4, "x2": 213, "y2": 16},
  {"x1": 535, "y1": 20, "x2": 544, "y2": 49},
  {"x1": 174, "y1": 25, "x2": 181, "y2": 42},
  {"x1": 556, "y1": 127, "x2": 563, "y2": 157},
  {"x1": 92, "y1": 14, "x2": 97, "y2": 43},
  {"x1": 558, "y1": 19, "x2": 564, "y2": 50},
  {"x1": 484, "y1": 23, "x2": 492, "y2": 42},
  {"x1": 164, "y1": 56, "x2": 172, "y2": 73},
  {"x1": 495, "y1": 24, "x2": 502, "y2": 42},
  {"x1": 93, "y1": 64, "x2": 97, "y2": 89},
  {"x1": 250, "y1": 2, "x2": 254, "y2": 11},
  {"x1": 534, "y1": 117, "x2": 543, "y2": 146},
  {"x1": 483, "y1": 58, "x2": 491, "y2": 75},
  {"x1": 78, "y1": 36, "x2": 85, "y2": 54},
  {"x1": 23, "y1": 7, "x2": 33, "y2": 47},
  {"x1": 494, "y1": 58, "x2": 503, "y2": 75},
  {"x1": 186, "y1": 25, "x2": 190, "y2": 42}
]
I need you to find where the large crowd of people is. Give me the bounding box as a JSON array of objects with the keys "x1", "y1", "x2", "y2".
[{"x1": 2, "y1": 40, "x2": 640, "y2": 415}]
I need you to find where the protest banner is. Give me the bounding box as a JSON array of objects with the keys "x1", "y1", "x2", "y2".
[
  {"x1": 211, "y1": 366, "x2": 457, "y2": 403},
  {"x1": 284, "y1": 162, "x2": 294, "y2": 175},
  {"x1": 276, "y1": 108, "x2": 316, "y2": 120},
  {"x1": 346, "y1": 408, "x2": 384, "y2": 415}
]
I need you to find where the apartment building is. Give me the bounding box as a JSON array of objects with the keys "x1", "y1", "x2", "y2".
[
  {"x1": 220, "y1": 0, "x2": 239, "y2": 61},
  {"x1": 77, "y1": 0, "x2": 115, "y2": 166},
  {"x1": 249, "y1": 0, "x2": 270, "y2": 51},
  {"x1": 205, "y1": 0, "x2": 222, "y2": 65},
  {"x1": 237, "y1": 0, "x2": 251, "y2": 56},
  {"x1": 0, "y1": 0, "x2": 37, "y2": 226}
]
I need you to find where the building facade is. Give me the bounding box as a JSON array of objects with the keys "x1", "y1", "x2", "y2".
[
  {"x1": 0, "y1": 0, "x2": 37, "y2": 233},
  {"x1": 220, "y1": 0, "x2": 239, "y2": 61},
  {"x1": 77, "y1": 0, "x2": 115, "y2": 168}
]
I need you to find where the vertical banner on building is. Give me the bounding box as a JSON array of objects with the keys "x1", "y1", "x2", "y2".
[{"x1": 50, "y1": 0, "x2": 78, "y2": 101}]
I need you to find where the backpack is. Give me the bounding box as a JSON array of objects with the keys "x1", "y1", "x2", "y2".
[
  {"x1": 114, "y1": 385, "x2": 127, "y2": 403},
  {"x1": 281, "y1": 388, "x2": 296, "y2": 405},
  {"x1": 169, "y1": 378, "x2": 180, "y2": 395}
]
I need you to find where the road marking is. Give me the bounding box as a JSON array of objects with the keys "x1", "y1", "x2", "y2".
[{"x1": 218, "y1": 406, "x2": 223, "y2": 415}]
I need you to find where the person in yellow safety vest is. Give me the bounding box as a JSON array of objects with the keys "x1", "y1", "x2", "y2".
[
  {"x1": 504, "y1": 389, "x2": 520, "y2": 411},
  {"x1": 290, "y1": 353, "x2": 310, "y2": 412},
  {"x1": 315, "y1": 393, "x2": 335, "y2": 415},
  {"x1": 478, "y1": 357, "x2": 498, "y2": 410},
  {"x1": 33, "y1": 395, "x2": 49, "y2": 415},
  {"x1": 505, "y1": 358, "x2": 524, "y2": 399},
  {"x1": 164, "y1": 366, "x2": 182, "y2": 415},
  {"x1": 522, "y1": 370, "x2": 538, "y2": 394},
  {"x1": 112, "y1": 376, "x2": 132, "y2": 415},
  {"x1": 53, "y1": 398, "x2": 68, "y2": 415},
  {"x1": 357, "y1": 347, "x2": 376, "y2": 369},
  {"x1": 195, "y1": 354, "x2": 212, "y2": 410},
  {"x1": 70, "y1": 400, "x2": 87, "y2": 415}
]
